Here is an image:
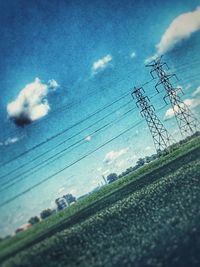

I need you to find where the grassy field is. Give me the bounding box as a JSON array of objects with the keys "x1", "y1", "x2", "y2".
[{"x1": 0, "y1": 135, "x2": 200, "y2": 266}]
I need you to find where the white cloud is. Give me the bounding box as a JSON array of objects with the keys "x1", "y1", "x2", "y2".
[
  {"x1": 85, "y1": 135, "x2": 92, "y2": 142},
  {"x1": 184, "y1": 98, "x2": 200, "y2": 108},
  {"x1": 4, "y1": 137, "x2": 20, "y2": 146},
  {"x1": 164, "y1": 98, "x2": 200, "y2": 120},
  {"x1": 192, "y1": 85, "x2": 200, "y2": 96},
  {"x1": 104, "y1": 147, "x2": 129, "y2": 165},
  {"x1": 7, "y1": 78, "x2": 59, "y2": 126},
  {"x1": 130, "y1": 51, "x2": 136, "y2": 58},
  {"x1": 48, "y1": 79, "x2": 59, "y2": 90},
  {"x1": 157, "y1": 6, "x2": 200, "y2": 54},
  {"x1": 92, "y1": 54, "x2": 112, "y2": 74},
  {"x1": 146, "y1": 6, "x2": 200, "y2": 62},
  {"x1": 0, "y1": 136, "x2": 23, "y2": 146}
]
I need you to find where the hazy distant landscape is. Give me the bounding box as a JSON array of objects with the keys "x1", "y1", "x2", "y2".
[
  {"x1": 0, "y1": 135, "x2": 199, "y2": 266},
  {"x1": 1, "y1": 1, "x2": 200, "y2": 266}
]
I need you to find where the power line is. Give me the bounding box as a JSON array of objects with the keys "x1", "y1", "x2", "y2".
[
  {"x1": 1, "y1": 65, "x2": 199, "y2": 169},
  {"x1": 0, "y1": 105, "x2": 137, "y2": 191},
  {"x1": 1, "y1": 61, "x2": 199, "y2": 141},
  {"x1": 171, "y1": 58, "x2": 200, "y2": 73},
  {"x1": 1, "y1": 62, "x2": 142, "y2": 138},
  {"x1": 0, "y1": 91, "x2": 160, "y2": 189},
  {"x1": 132, "y1": 87, "x2": 174, "y2": 152},
  {"x1": 0, "y1": 120, "x2": 143, "y2": 208},
  {"x1": 0, "y1": 56, "x2": 199, "y2": 209},
  {"x1": 0, "y1": 100, "x2": 133, "y2": 180},
  {"x1": 0, "y1": 104, "x2": 167, "y2": 208},
  {"x1": 1, "y1": 70, "x2": 198, "y2": 188},
  {"x1": 180, "y1": 71, "x2": 200, "y2": 85},
  {"x1": 146, "y1": 56, "x2": 199, "y2": 137},
  {"x1": 0, "y1": 63, "x2": 196, "y2": 188},
  {"x1": 0, "y1": 78, "x2": 155, "y2": 168},
  {"x1": 0, "y1": 92, "x2": 130, "y2": 167}
]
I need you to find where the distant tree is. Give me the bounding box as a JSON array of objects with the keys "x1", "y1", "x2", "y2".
[
  {"x1": 150, "y1": 154, "x2": 158, "y2": 161},
  {"x1": 106, "y1": 173, "x2": 118, "y2": 184},
  {"x1": 136, "y1": 158, "x2": 145, "y2": 167},
  {"x1": 162, "y1": 149, "x2": 169, "y2": 156},
  {"x1": 28, "y1": 216, "x2": 40, "y2": 225},
  {"x1": 145, "y1": 156, "x2": 151, "y2": 163},
  {"x1": 40, "y1": 209, "x2": 52, "y2": 220},
  {"x1": 55, "y1": 198, "x2": 67, "y2": 211},
  {"x1": 63, "y1": 194, "x2": 76, "y2": 205}
]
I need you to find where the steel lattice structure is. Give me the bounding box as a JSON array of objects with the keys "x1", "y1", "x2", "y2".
[
  {"x1": 146, "y1": 56, "x2": 199, "y2": 137},
  {"x1": 132, "y1": 87, "x2": 174, "y2": 153}
]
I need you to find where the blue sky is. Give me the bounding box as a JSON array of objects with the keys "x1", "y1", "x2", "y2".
[{"x1": 0, "y1": 0, "x2": 200, "y2": 237}]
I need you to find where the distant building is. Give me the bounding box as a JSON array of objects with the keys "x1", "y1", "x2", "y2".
[
  {"x1": 63, "y1": 194, "x2": 76, "y2": 205},
  {"x1": 55, "y1": 197, "x2": 68, "y2": 211}
]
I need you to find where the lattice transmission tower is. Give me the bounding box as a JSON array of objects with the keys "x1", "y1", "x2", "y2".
[
  {"x1": 146, "y1": 56, "x2": 199, "y2": 137},
  {"x1": 132, "y1": 87, "x2": 174, "y2": 153}
]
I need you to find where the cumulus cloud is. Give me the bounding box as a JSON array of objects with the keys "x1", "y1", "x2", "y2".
[
  {"x1": 146, "y1": 6, "x2": 200, "y2": 62},
  {"x1": 164, "y1": 98, "x2": 200, "y2": 120},
  {"x1": 92, "y1": 54, "x2": 112, "y2": 74},
  {"x1": 184, "y1": 98, "x2": 200, "y2": 108},
  {"x1": 192, "y1": 85, "x2": 200, "y2": 96},
  {"x1": 157, "y1": 6, "x2": 200, "y2": 55},
  {"x1": 7, "y1": 78, "x2": 59, "y2": 126},
  {"x1": 165, "y1": 108, "x2": 176, "y2": 120},
  {"x1": 104, "y1": 147, "x2": 129, "y2": 165}
]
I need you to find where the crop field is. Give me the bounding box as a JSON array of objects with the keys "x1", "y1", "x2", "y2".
[{"x1": 0, "y1": 136, "x2": 200, "y2": 267}]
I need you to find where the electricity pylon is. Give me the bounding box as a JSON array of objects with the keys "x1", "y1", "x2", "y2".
[
  {"x1": 146, "y1": 56, "x2": 199, "y2": 137},
  {"x1": 132, "y1": 87, "x2": 174, "y2": 153}
]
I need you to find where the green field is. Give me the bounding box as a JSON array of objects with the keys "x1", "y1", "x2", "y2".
[{"x1": 0, "y1": 135, "x2": 200, "y2": 267}]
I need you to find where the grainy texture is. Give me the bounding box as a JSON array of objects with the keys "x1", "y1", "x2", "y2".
[
  {"x1": 0, "y1": 136, "x2": 199, "y2": 263},
  {"x1": 2, "y1": 159, "x2": 200, "y2": 267}
]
